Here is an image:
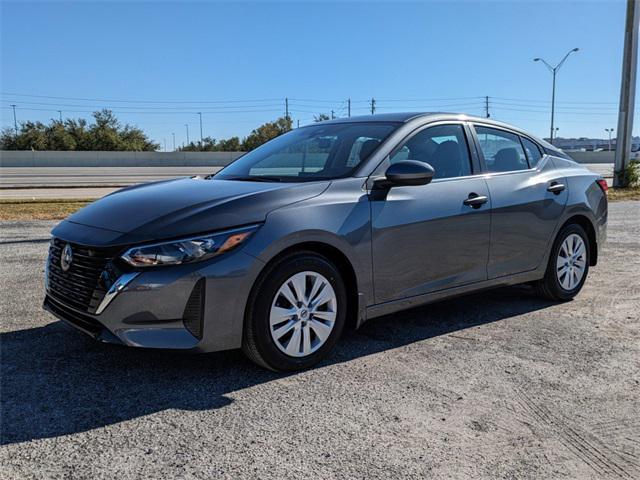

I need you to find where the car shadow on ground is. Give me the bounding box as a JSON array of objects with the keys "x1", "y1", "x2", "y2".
[{"x1": 1, "y1": 285, "x2": 555, "y2": 445}]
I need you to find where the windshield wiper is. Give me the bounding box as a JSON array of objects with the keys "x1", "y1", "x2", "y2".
[{"x1": 223, "y1": 175, "x2": 283, "y2": 182}]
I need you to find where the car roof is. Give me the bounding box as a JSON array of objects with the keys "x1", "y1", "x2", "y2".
[{"x1": 320, "y1": 112, "x2": 556, "y2": 150}]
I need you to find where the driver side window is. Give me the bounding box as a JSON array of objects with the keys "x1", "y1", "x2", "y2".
[{"x1": 389, "y1": 124, "x2": 472, "y2": 179}]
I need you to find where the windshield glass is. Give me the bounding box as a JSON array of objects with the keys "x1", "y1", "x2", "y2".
[{"x1": 215, "y1": 122, "x2": 399, "y2": 182}]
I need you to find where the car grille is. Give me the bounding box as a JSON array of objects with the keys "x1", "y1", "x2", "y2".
[
  {"x1": 47, "y1": 238, "x2": 120, "y2": 314},
  {"x1": 44, "y1": 295, "x2": 104, "y2": 336}
]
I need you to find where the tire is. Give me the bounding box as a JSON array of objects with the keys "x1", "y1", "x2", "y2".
[
  {"x1": 242, "y1": 251, "x2": 347, "y2": 372},
  {"x1": 535, "y1": 223, "x2": 590, "y2": 301}
]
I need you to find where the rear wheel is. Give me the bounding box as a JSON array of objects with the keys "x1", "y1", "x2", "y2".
[
  {"x1": 242, "y1": 251, "x2": 347, "y2": 372},
  {"x1": 535, "y1": 223, "x2": 590, "y2": 301}
]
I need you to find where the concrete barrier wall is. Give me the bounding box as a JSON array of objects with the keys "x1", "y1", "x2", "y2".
[
  {"x1": 0, "y1": 150, "x2": 244, "y2": 167},
  {"x1": 565, "y1": 151, "x2": 615, "y2": 164}
]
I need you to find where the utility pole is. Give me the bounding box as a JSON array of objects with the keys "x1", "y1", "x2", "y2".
[
  {"x1": 185, "y1": 124, "x2": 190, "y2": 145},
  {"x1": 347, "y1": 98, "x2": 351, "y2": 117},
  {"x1": 172, "y1": 132, "x2": 176, "y2": 151},
  {"x1": 10, "y1": 104, "x2": 17, "y2": 135},
  {"x1": 534, "y1": 47, "x2": 580, "y2": 145},
  {"x1": 331, "y1": 110, "x2": 335, "y2": 120},
  {"x1": 605, "y1": 128, "x2": 615, "y2": 152},
  {"x1": 484, "y1": 96, "x2": 490, "y2": 118},
  {"x1": 285, "y1": 98, "x2": 289, "y2": 120},
  {"x1": 297, "y1": 119, "x2": 300, "y2": 128},
  {"x1": 164, "y1": 138, "x2": 167, "y2": 152},
  {"x1": 57, "y1": 110, "x2": 62, "y2": 122},
  {"x1": 197, "y1": 112, "x2": 203, "y2": 144},
  {"x1": 370, "y1": 97, "x2": 376, "y2": 115},
  {"x1": 614, "y1": 0, "x2": 639, "y2": 187}
]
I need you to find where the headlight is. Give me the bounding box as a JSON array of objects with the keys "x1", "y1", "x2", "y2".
[{"x1": 120, "y1": 225, "x2": 259, "y2": 267}]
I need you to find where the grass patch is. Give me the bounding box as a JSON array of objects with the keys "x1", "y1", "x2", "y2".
[
  {"x1": 607, "y1": 187, "x2": 640, "y2": 202},
  {"x1": 0, "y1": 199, "x2": 92, "y2": 221}
]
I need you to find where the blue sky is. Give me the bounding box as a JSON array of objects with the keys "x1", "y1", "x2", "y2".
[{"x1": 0, "y1": 0, "x2": 634, "y2": 149}]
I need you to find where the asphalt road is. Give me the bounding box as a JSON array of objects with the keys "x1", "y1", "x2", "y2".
[
  {"x1": 0, "y1": 167, "x2": 222, "y2": 187},
  {"x1": 0, "y1": 164, "x2": 614, "y2": 200},
  {"x1": 1, "y1": 202, "x2": 639, "y2": 479}
]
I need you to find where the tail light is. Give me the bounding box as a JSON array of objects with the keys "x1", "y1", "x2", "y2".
[{"x1": 596, "y1": 179, "x2": 608, "y2": 194}]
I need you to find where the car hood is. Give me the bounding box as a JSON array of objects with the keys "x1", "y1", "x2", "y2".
[{"x1": 53, "y1": 176, "x2": 330, "y2": 247}]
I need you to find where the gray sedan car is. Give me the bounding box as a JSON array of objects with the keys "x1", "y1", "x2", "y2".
[{"x1": 44, "y1": 113, "x2": 608, "y2": 371}]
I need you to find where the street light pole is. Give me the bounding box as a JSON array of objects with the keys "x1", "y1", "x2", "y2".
[
  {"x1": 172, "y1": 132, "x2": 176, "y2": 151},
  {"x1": 605, "y1": 128, "x2": 614, "y2": 151},
  {"x1": 57, "y1": 110, "x2": 63, "y2": 122},
  {"x1": 10, "y1": 104, "x2": 18, "y2": 135},
  {"x1": 185, "y1": 124, "x2": 190, "y2": 145},
  {"x1": 197, "y1": 112, "x2": 203, "y2": 144},
  {"x1": 534, "y1": 47, "x2": 579, "y2": 145}
]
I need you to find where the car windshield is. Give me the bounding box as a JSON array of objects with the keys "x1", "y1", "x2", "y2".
[{"x1": 215, "y1": 122, "x2": 399, "y2": 182}]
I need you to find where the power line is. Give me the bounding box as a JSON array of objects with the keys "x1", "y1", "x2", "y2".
[
  {"x1": 0, "y1": 105, "x2": 283, "y2": 115},
  {"x1": 1, "y1": 99, "x2": 284, "y2": 111},
  {"x1": 491, "y1": 100, "x2": 618, "y2": 111},
  {"x1": 0, "y1": 92, "x2": 283, "y2": 104},
  {"x1": 374, "y1": 96, "x2": 483, "y2": 102},
  {"x1": 491, "y1": 106, "x2": 621, "y2": 115},
  {"x1": 1, "y1": 91, "x2": 620, "y2": 107},
  {"x1": 491, "y1": 96, "x2": 617, "y2": 105}
]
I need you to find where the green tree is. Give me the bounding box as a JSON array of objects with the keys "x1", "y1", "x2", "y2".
[
  {"x1": 46, "y1": 121, "x2": 78, "y2": 150},
  {"x1": 314, "y1": 113, "x2": 331, "y2": 122},
  {"x1": 179, "y1": 136, "x2": 242, "y2": 152},
  {"x1": 0, "y1": 110, "x2": 159, "y2": 151},
  {"x1": 217, "y1": 136, "x2": 242, "y2": 151},
  {"x1": 242, "y1": 116, "x2": 292, "y2": 151},
  {"x1": 15, "y1": 121, "x2": 48, "y2": 150}
]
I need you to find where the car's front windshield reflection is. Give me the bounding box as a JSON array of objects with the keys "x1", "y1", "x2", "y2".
[{"x1": 215, "y1": 122, "x2": 399, "y2": 182}]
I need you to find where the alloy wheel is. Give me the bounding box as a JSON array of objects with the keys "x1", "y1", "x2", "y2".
[
  {"x1": 556, "y1": 233, "x2": 587, "y2": 291},
  {"x1": 269, "y1": 271, "x2": 337, "y2": 357}
]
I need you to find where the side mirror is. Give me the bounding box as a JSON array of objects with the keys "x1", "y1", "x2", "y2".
[{"x1": 375, "y1": 160, "x2": 435, "y2": 188}]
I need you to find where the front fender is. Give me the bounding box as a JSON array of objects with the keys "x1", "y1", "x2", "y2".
[{"x1": 242, "y1": 178, "x2": 373, "y2": 324}]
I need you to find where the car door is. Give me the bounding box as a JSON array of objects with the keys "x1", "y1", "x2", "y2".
[
  {"x1": 370, "y1": 122, "x2": 491, "y2": 304},
  {"x1": 471, "y1": 124, "x2": 568, "y2": 278}
]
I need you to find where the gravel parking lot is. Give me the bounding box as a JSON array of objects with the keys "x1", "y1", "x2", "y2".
[{"x1": 1, "y1": 202, "x2": 638, "y2": 479}]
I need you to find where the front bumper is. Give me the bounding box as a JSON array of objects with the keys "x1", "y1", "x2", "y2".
[{"x1": 44, "y1": 248, "x2": 264, "y2": 352}]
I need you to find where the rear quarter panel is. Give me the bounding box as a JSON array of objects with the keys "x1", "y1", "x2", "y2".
[{"x1": 550, "y1": 157, "x2": 608, "y2": 251}]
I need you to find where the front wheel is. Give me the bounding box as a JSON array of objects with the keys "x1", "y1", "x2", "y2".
[
  {"x1": 535, "y1": 223, "x2": 590, "y2": 301},
  {"x1": 242, "y1": 251, "x2": 347, "y2": 372}
]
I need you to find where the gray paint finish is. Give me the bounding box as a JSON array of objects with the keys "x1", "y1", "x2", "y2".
[
  {"x1": 370, "y1": 176, "x2": 491, "y2": 303},
  {"x1": 483, "y1": 157, "x2": 569, "y2": 278},
  {"x1": 43, "y1": 113, "x2": 608, "y2": 353}
]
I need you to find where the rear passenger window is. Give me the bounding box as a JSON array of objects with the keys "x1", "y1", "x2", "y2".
[
  {"x1": 521, "y1": 137, "x2": 543, "y2": 167},
  {"x1": 475, "y1": 126, "x2": 528, "y2": 172},
  {"x1": 389, "y1": 124, "x2": 472, "y2": 179}
]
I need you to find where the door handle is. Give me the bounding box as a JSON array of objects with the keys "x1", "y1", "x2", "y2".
[
  {"x1": 463, "y1": 193, "x2": 488, "y2": 208},
  {"x1": 547, "y1": 182, "x2": 566, "y2": 194}
]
